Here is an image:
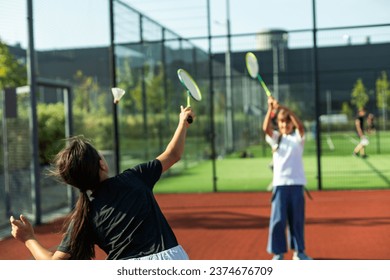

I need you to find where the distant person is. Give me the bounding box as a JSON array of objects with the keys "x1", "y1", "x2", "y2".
[
  {"x1": 10, "y1": 105, "x2": 195, "y2": 260},
  {"x1": 263, "y1": 96, "x2": 312, "y2": 260},
  {"x1": 353, "y1": 108, "x2": 369, "y2": 158},
  {"x1": 240, "y1": 150, "x2": 253, "y2": 158}
]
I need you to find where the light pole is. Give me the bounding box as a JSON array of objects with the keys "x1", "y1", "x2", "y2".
[
  {"x1": 27, "y1": 0, "x2": 42, "y2": 224},
  {"x1": 207, "y1": 0, "x2": 217, "y2": 192},
  {"x1": 272, "y1": 41, "x2": 279, "y2": 100},
  {"x1": 382, "y1": 88, "x2": 387, "y2": 131},
  {"x1": 312, "y1": 0, "x2": 322, "y2": 190},
  {"x1": 225, "y1": 0, "x2": 234, "y2": 152}
]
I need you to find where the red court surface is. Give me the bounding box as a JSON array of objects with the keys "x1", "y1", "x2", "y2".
[{"x1": 1, "y1": 190, "x2": 389, "y2": 260}]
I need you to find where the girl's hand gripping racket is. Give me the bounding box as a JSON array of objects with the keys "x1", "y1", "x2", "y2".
[
  {"x1": 245, "y1": 52, "x2": 272, "y2": 97},
  {"x1": 177, "y1": 69, "x2": 202, "y2": 123}
]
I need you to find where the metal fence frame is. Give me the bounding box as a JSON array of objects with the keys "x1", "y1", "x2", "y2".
[{"x1": 0, "y1": 0, "x2": 389, "y2": 229}]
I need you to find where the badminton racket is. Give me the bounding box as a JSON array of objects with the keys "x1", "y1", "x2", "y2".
[
  {"x1": 177, "y1": 69, "x2": 202, "y2": 123},
  {"x1": 245, "y1": 52, "x2": 272, "y2": 96}
]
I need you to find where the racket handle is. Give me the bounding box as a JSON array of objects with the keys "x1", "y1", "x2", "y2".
[{"x1": 186, "y1": 94, "x2": 192, "y2": 123}]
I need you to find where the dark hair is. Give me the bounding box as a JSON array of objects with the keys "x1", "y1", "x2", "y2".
[
  {"x1": 51, "y1": 136, "x2": 101, "y2": 259},
  {"x1": 277, "y1": 108, "x2": 291, "y2": 123}
]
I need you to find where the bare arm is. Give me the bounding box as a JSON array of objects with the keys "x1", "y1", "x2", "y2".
[
  {"x1": 157, "y1": 106, "x2": 194, "y2": 173},
  {"x1": 263, "y1": 96, "x2": 276, "y2": 137},
  {"x1": 10, "y1": 215, "x2": 70, "y2": 260}
]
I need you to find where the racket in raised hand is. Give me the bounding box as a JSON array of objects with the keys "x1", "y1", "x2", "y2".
[
  {"x1": 177, "y1": 68, "x2": 202, "y2": 123},
  {"x1": 245, "y1": 52, "x2": 272, "y2": 96},
  {"x1": 111, "y1": 87, "x2": 126, "y2": 104}
]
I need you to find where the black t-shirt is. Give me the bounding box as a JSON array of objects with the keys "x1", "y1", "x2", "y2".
[
  {"x1": 57, "y1": 159, "x2": 178, "y2": 259},
  {"x1": 355, "y1": 113, "x2": 365, "y2": 136}
]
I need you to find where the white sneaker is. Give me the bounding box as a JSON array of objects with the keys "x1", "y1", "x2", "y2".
[
  {"x1": 293, "y1": 252, "x2": 313, "y2": 260},
  {"x1": 272, "y1": 254, "x2": 284, "y2": 260}
]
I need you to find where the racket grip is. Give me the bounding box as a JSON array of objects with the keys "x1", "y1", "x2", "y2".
[{"x1": 187, "y1": 116, "x2": 193, "y2": 124}]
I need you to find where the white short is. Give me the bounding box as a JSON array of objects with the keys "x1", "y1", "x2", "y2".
[
  {"x1": 360, "y1": 136, "x2": 369, "y2": 146},
  {"x1": 131, "y1": 245, "x2": 189, "y2": 260}
]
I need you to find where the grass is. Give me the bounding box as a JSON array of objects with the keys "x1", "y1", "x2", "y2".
[
  {"x1": 155, "y1": 157, "x2": 273, "y2": 194},
  {"x1": 155, "y1": 153, "x2": 390, "y2": 194},
  {"x1": 117, "y1": 130, "x2": 390, "y2": 194},
  {"x1": 321, "y1": 154, "x2": 390, "y2": 188}
]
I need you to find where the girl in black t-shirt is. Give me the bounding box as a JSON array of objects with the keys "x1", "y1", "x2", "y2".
[{"x1": 10, "y1": 106, "x2": 194, "y2": 260}]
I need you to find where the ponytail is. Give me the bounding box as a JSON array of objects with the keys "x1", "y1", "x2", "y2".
[
  {"x1": 51, "y1": 136, "x2": 101, "y2": 259},
  {"x1": 63, "y1": 191, "x2": 95, "y2": 260}
]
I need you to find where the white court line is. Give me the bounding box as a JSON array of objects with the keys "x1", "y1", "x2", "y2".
[
  {"x1": 344, "y1": 134, "x2": 359, "y2": 145},
  {"x1": 326, "y1": 135, "x2": 335, "y2": 150}
]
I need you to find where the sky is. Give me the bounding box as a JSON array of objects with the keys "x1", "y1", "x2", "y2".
[{"x1": 0, "y1": 0, "x2": 389, "y2": 51}]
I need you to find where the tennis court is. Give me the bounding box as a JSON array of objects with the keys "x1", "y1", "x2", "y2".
[{"x1": 1, "y1": 189, "x2": 389, "y2": 260}]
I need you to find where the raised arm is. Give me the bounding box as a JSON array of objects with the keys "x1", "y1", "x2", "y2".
[
  {"x1": 10, "y1": 215, "x2": 70, "y2": 260},
  {"x1": 157, "y1": 106, "x2": 194, "y2": 173},
  {"x1": 263, "y1": 96, "x2": 277, "y2": 137}
]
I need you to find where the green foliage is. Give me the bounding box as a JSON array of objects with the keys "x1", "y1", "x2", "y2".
[
  {"x1": 376, "y1": 71, "x2": 390, "y2": 110},
  {"x1": 71, "y1": 70, "x2": 113, "y2": 150},
  {"x1": 82, "y1": 114, "x2": 114, "y2": 149},
  {"x1": 131, "y1": 63, "x2": 172, "y2": 114},
  {"x1": 116, "y1": 57, "x2": 138, "y2": 113},
  {"x1": 37, "y1": 103, "x2": 65, "y2": 164},
  {"x1": 351, "y1": 78, "x2": 369, "y2": 110},
  {"x1": 73, "y1": 70, "x2": 107, "y2": 114},
  {"x1": 0, "y1": 41, "x2": 28, "y2": 170},
  {"x1": 0, "y1": 39, "x2": 27, "y2": 89},
  {"x1": 341, "y1": 102, "x2": 353, "y2": 119}
]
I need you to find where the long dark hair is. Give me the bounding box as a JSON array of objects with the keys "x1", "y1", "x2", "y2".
[{"x1": 51, "y1": 136, "x2": 101, "y2": 259}]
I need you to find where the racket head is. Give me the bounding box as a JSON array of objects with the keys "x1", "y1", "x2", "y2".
[
  {"x1": 177, "y1": 69, "x2": 202, "y2": 102},
  {"x1": 245, "y1": 52, "x2": 259, "y2": 79}
]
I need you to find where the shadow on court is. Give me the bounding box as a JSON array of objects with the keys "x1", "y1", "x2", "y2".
[
  {"x1": 167, "y1": 211, "x2": 269, "y2": 229},
  {"x1": 0, "y1": 190, "x2": 389, "y2": 260}
]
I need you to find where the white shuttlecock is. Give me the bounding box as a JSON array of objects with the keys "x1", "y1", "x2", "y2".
[{"x1": 111, "y1": 87, "x2": 125, "y2": 104}]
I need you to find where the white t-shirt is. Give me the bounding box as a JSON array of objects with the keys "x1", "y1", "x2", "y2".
[{"x1": 266, "y1": 129, "x2": 307, "y2": 187}]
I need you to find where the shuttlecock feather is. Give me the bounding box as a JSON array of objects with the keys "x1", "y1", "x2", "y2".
[{"x1": 111, "y1": 87, "x2": 125, "y2": 104}]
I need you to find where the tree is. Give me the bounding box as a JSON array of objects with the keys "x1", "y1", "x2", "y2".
[
  {"x1": 131, "y1": 63, "x2": 171, "y2": 114},
  {"x1": 0, "y1": 39, "x2": 27, "y2": 89},
  {"x1": 73, "y1": 70, "x2": 102, "y2": 114},
  {"x1": 376, "y1": 71, "x2": 390, "y2": 110},
  {"x1": 72, "y1": 70, "x2": 114, "y2": 149},
  {"x1": 341, "y1": 102, "x2": 353, "y2": 119},
  {"x1": 0, "y1": 40, "x2": 28, "y2": 170},
  {"x1": 116, "y1": 56, "x2": 138, "y2": 114},
  {"x1": 37, "y1": 103, "x2": 65, "y2": 164},
  {"x1": 376, "y1": 71, "x2": 390, "y2": 129},
  {"x1": 351, "y1": 78, "x2": 369, "y2": 110}
]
